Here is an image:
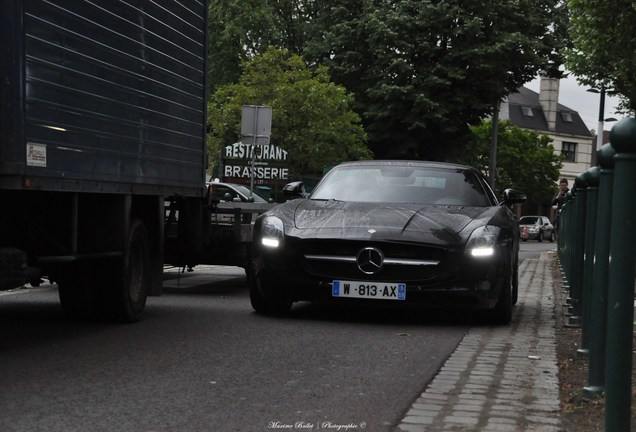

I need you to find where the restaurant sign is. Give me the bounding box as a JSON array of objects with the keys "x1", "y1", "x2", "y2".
[{"x1": 220, "y1": 142, "x2": 289, "y2": 186}]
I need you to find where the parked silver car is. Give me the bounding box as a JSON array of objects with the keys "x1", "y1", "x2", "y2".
[
  {"x1": 518, "y1": 216, "x2": 554, "y2": 242},
  {"x1": 207, "y1": 182, "x2": 269, "y2": 203}
]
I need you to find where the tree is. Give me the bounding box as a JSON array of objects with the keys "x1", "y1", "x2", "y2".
[
  {"x1": 566, "y1": 0, "x2": 636, "y2": 113},
  {"x1": 303, "y1": 0, "x2": 569, "y2": 159},
  {"x1": 207, "y1": 0, "x2": 278, "y2": 91},
  {"x1": 207, "y1": 0, "x2": 313, "y2": 92},
  {"x1": 207, "y1": 47, "x2": 371, "y2": 178},
  {"x1": 467, "y1": 120, "x2": 563, "y2": 203}
]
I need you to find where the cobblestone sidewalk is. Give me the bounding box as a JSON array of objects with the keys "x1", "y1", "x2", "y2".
[{"x1": 396, "y1": 252, "x2": 561, "y2": 432}]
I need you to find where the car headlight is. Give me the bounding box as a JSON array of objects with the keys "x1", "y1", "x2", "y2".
[
  {"x1": 260, "y1": 216, "x2": 284, "y2": 248},
  {"x1": 466, "y1": 226, "x2": 500, "y2": 257}
]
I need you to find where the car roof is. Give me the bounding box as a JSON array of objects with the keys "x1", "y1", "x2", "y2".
[
  {"x1": 212, "y1": 182, "x2": 243, "y2": 188},
  {"x1": 210, "y1": 182, "x2": 255, "y2": 192}
]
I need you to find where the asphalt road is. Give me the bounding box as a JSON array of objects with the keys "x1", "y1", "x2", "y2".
[
  {"x1": 519, "y1": 238, "x2": 557, "y2": 262},
  {"x1": 0, "y1": 242, "x2": 555, "y2": 432}
]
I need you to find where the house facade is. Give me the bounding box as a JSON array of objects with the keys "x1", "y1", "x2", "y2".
[{"x1": 499, "y1": 77, "x2": 594, "y2": 216}]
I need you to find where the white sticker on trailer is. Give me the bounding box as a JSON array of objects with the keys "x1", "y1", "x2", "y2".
[{"x1": 26, "y1": 143, "x2": 47, "y2": 167}]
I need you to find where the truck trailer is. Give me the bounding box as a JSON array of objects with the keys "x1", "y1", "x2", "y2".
[{"x1": 0, "y1": 0, "x2": 210, "y2": 321}]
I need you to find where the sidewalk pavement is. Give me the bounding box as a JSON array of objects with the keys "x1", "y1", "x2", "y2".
[{"x1": 396, "y1": 251, "x2": 561, "y2": 432}]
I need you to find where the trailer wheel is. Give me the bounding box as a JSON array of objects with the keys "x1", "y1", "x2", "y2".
[
  {"x1": 58, "y1": 262, "x2": 97, "y2": 319},
  {"x1": 105, "y1": 219, "x2": 150, "y2": 322}
]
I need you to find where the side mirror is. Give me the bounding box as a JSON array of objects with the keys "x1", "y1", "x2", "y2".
[
  {"x1": 501, "y1": 188, "x2": 527, "y2": 206},
  {"x1": 283, "y1": 181, "x2": 305, "y2": 198}
]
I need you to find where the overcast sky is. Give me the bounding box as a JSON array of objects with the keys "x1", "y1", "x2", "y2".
[{"x1": 525, "y1": 74, "x2": 624, "y2": 133}]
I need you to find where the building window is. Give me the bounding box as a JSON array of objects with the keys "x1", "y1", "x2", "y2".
[
  {"x1": 561, "y1": 112, "x2": 573, "y2": 123},
  {"x1": 521, "y1": 107, "x2": 534, "y2": 117},
  {"x1": 562, "y1": 142, "x2": 577, "y2": 162}
]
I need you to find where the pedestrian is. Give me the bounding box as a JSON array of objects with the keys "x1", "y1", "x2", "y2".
[{"x1": 551, "y1": 178, "x2": 569, "y2": 234}]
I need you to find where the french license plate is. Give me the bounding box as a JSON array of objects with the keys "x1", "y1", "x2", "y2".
[{"x1": 332, "y1": 280, "x2": 406, "y2": 300}]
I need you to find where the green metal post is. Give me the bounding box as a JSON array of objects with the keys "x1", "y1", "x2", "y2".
[
  {"x1": 567, "y1": 176, "x2": 587, "y2": 328},
  {"x1": 605, "y1": 118, "x2": 636, "y2": 432},
  {"x1": 561, "y1": 193, "x2": 572, "y2": 288},
  {"x1": 584, "y1": 144, "x2": 615, "y2": 397},
  {"x1": 562, "y1": 194, "x2": 571, "y2": 274},
  {"x1": 578, "y1": 167, "x2": 600, "y2": 357}
]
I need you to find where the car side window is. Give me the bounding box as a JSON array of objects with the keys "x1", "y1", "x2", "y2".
[
  {"x1": 214, "y1": 185, "x2": 234, "y2": 201},
  {"x1": 459, "y1": 172, "x2": 491, "y2": 207}
]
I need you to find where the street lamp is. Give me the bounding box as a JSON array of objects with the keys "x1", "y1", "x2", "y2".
[{"x1": 587, "y1": 86, "x2": 618, "y2": 150}]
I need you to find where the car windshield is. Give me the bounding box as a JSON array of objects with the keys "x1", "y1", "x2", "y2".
[
  {"x1": 518, "y1": 217, "x2": 540, "y2": 225},
  {"x1": 310, "y1": 164, "x2": 491, "y2": 206}
]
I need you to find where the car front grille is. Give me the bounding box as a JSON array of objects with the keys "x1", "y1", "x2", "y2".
[{"x1": 300, "y1": 239, "x2": 454, "y2": 282}]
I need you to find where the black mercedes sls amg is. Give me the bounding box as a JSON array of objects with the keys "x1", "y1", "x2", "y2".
[{"x1": 248, "y1": 160, "x2": 526, "y2": 324}]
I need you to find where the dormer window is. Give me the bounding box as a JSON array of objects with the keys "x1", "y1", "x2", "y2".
[
  {"x1": 521, "y1": 107, "x2": 533, "y2": 117},
  {"x1": 561, "y1": 112, "x2": 573, "y2": 123}
]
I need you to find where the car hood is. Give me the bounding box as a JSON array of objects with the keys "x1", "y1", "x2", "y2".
[{"x1": 286, "y1": 199, "x2": 496, "y2": 244}]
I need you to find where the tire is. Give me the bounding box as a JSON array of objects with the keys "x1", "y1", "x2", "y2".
[
  {"x1": 247, "y1": 262, "x2": 291, "y2": 315},
  {"x1": 58, "y1": 262, "x2": 98, "y2": 319},
  {"x1": 103, "y1": 219, "x2": 150, "y2": 322},
  {"x1": 58, "y1": 220, "x2": 149, "y2": 322},
  {"x1": 512, "y1": 256, "x2": 519, "y2": 305},
  {"x1": 538, "y1": 231, "x2": 543, "y2": 242},
  {"x1": 490, "y1": 263, "x2": 513, "y2": 324},
  {"x1": 549, "y1": 230, "x2": 555, "y2": 242}
]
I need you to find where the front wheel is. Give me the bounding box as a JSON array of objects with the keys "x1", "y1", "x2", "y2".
[
  {"x1": 247, "y1": 262, "x2": 292, "y2": 315},
  {"x1": 490, "y1": 265, "x2": 513, "y2": 325},
  {"x1": 512, "y1": 256, "x2": 519, "y2": 305}
]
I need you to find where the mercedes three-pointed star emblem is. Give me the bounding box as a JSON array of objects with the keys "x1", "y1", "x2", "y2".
[{"x1": 357, "y1": 247, "x2": 384, "y2": 275}]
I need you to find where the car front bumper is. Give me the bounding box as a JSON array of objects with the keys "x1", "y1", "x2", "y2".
[{"x1": 251, "y1": 238, "x2": 510, "y2": 310}]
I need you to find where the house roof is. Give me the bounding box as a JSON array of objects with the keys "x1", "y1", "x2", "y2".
[{"x1": 503, "y1": 87, "x2": 592, "y2": 137}]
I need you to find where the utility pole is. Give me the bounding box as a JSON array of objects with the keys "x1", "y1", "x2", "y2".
[{"x1": 490, "y1": 101, "x2": 500, "y2": 192}]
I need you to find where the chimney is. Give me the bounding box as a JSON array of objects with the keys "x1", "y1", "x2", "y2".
[{"x1": 539, "y1": 76, "x2": 559, "y2": 131}]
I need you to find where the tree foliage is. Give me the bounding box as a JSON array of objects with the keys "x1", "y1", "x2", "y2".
[
  {"x1": 207, "y1": 0, "x2": 313, "y2": 91},
  {"x1": 208, "y1": 1, "x2": 569, "y2": 160},
  {"x1": 304, "y1": 1, "x2": 568, "y2": 159},
  {"x1": 467, "y1": 121, "x2": 563, "y2": 203},
  {"x1": 207, "y1": 47, "x2": 371, "y2": 178},
  {"x1": 566, "y1": 0, "x2": 636, "y2": 113}
]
